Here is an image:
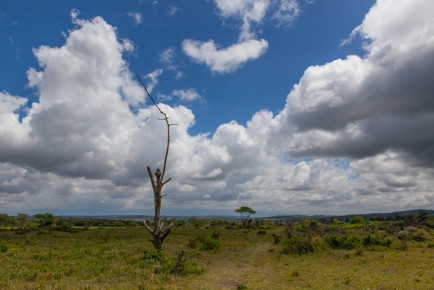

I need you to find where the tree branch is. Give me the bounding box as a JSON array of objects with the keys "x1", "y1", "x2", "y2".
[
  {"x1": 144, "y1": 219, "x2": 153, "y2": 233},
  {"x1": 147, "y1": 166, "x2": 156, "y2": 189},
  {"x1": 161, "y1": 222, "x2": 175, "y2": 236},
  {"x1": 162, "y1": 178, "x2": 172, "y2": 186},
  {"x1": 137, "y1": 74, "x2": 172, "y2": 183}
]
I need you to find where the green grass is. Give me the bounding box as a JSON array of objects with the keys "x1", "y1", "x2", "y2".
[{"x1": 0, "y1": 227, "x2": 432, "y2": 289}]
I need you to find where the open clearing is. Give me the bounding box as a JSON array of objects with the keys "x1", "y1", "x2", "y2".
[{"x1": 0, "y1": 226, "x2": 433, "y2": 289}]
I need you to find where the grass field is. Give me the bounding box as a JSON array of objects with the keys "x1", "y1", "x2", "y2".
[{"x1": 1, "y1": 224, "x2": 433, "y2": 289}]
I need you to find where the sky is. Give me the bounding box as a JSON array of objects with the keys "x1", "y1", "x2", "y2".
[{"x1": 0, "y1": 0, "x2": 433, "y2": 216}]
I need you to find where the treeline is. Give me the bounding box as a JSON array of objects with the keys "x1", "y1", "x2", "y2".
[
  {"x1": 0, "y1": 210, "x2": 432, "y2": 232},
  {"x1": 0, "y1": 213, "x2": 144, "y2": 232}
]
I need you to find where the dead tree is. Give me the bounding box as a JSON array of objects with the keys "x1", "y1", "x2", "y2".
[{"x1": 137, "y1": 74, "x2": 175, "y2": 250}]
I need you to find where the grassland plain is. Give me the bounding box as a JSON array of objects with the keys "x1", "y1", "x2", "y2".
[{"x1": 0, "y1": 226, "x2": 433, "y2": 289}]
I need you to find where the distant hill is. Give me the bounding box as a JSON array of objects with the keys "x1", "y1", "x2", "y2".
[
  {"x1": 58, "y1": 215, "x2": 238, "y2": 221},
  {"x1": 267, "y1": 209, "x2": 434, "y2": 222},
  {"x1": 58, "y1": 215, "x2": 152, "y2": 221},
  {"x1": 58, "y1": 209, "x2": 433, "y2": 221}
]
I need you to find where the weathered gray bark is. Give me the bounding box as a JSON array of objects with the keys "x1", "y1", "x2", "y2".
[{"x1": 137, "y1": 74, "x2": 175, "y2": 250}]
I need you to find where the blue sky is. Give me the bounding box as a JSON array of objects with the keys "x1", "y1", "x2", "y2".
[
  {"x1": 0, "y1": 0, "x2": 433, "y2": 216},
  {"x1": 2, "y1": 0, "x2": 372, "y2": 134}
]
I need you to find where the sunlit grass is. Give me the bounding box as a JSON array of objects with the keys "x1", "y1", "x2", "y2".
[{"x1": 0, "y1": 227, "x2": 432, "y2": 289}]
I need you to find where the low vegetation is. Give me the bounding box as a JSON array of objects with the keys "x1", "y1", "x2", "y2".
[{"x1": 0, "y1": 211, "x2": 432, "y2": 288}]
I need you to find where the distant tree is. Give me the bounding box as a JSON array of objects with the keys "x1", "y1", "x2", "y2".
[
  {"x1": 210, "y1": 219, "x2": 230, "y2": 227},
  {"x1": 235, "y1": 206, "x2": 256, "y2": 228},
  {"x1": 416, "y1": 210, "x2": 428, "y2": 224},
  {"x1": 188, "y1": 217, "x2": 208, "y2": 228},
  {"x1": 137, "y1": 75, "x2": 176, "y2": 250},
  {"x1": 254, "y1": 218, "x2": 260, "y2": 228},
  {"x1": 176, "y1": 219, "x2": 187, "y2": 227},
  {"x1": 404, "y1": 214, "x2": 417, "y2": 226},
  {"x1": 17, "y1": 213, "x2": 29, "y2": 228},
  {"x1": 0, "y1": 213, "x2": 13, "y2": 227},
  {"x1": 350, "y1": 216, "x2": 364, "y2": 224},
  {"x1": 33, "y1": 213, "x2": 54, "y2": 227}
]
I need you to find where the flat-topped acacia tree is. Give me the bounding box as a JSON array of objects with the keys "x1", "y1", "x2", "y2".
[{"x1": 137, "y1": 74, "x2": 175, "y2": 250}]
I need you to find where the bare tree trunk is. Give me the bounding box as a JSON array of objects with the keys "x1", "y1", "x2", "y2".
[
  {"x1": 137, "y1": 74, "x2": 175, "y2": 250},
  {"x1": 144, "y1": 166, "x2": 175, "y2": 250}
]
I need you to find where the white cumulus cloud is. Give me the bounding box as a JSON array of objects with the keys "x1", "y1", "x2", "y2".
[
  {"x1": 127, "y1": 12, "x2": 143, "y2": 25},
  {"x1": 1, "y1": 1, "x2": 434, "y2": 215},
  {"x1": 182, "y1": 38, "x2": 268, "y2": 74},
  {"x1": 172, "y1": 89, "x2": 201, "y2": 102},
  {"x1": 276, "y1": 0, "x2": 434, "y2": 169}
]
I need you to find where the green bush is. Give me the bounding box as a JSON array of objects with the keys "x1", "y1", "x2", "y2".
[
  {"x1": 236, "y1": 283, "x2": 248, "y2": 289},
  {"x1": 281, "y1": 235, "x2": 314, "y2": 255},
  {"x1": 397, "y1": 226, "x2": 428, "y2": 242},
  {"x1": 325, "y1": 234, "x2": 360, "y2": 249},
  {"x1": 198, "y1": 236, "x2": 220, "y2": 251},
  {"x1": 143, "y1": 248, "x2": 165, "y2": 262},
  {"x1": 350, "y1": 216, "x2": 365, "y2": 224},
  {"x1": 168, "y1": 250, "x2": 204, "y2": 275},
  {"x1": 187, "y1": 239, "x2": 198, "y2": 249},
  {"x1": 189, "y1": 234, "x2": 220, "y2": 251},
  {"x1": 145, "y1": 249, "x2": 204, "y2": 276},
  {"x1": 0, "y1": 244, "x2": 7, "y2": 253},
  {"x1": 362, "y1": 235, "x2": 392, "y2": 247},
  {"x1": 273, "y1": 234, "x2": 281, "y2": 244},
  {"x1": 211, "y1": 231, "x2": 220, "y2": 239}
]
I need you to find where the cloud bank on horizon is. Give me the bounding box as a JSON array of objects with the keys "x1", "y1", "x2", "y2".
[{"x1": 0, "y1": 0, "x2": 433, "y2": 215}]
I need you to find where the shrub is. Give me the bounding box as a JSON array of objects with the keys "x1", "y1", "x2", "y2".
[
  {"x1": 188, "y1": 217, "x2": 208, "y2": 228},
  {"x1": 171, "y1": 250, "x2": 188, "y2": 274},
  {"x1": 33, "y1": 213, "x2": 55, "y2": 227},
  {"x1": 362, "y1": 235, "x2": 392, "y2": 247},
  {"x1": 281, "y1": 235, "x2": 314, "y2": 255},
  {"x1": 350, "y1": 216, "x2": 365, "y2": 224},
  {"x1": 168, "y1": 250, "x2": 203, "y2": 275},
  {"x1": 143, "y1": 248, "x2": 165, "y2": 262},
  {"x1": 187, "y1": 239, "x2": 198, "y2": 249},
  {"x1": 210, "y1": 219, "x2": 231, "y2": 228},
  {"x1": 257, "y1": 230, "x2": 266, "y2": 235},
  {"x1": 397, "y1": 226, "x2": 428, "y2": 242},
  {"x1": 189, "y1": 234, "x2": 220, "y2": 251},
  {"x1": 145, "y1": 249, "x2": 204, "y2": 276},
  {"x1": 198, "y1": 236, "x2": 220, "y2": 251},
  {"x1": 53, "y1": 223, "x2": 73, "y2": 232},
  {"x1": 211, "y1": 231, "x2": 220, "y2": 239},
  {"x1": 325, "y1": 234, "x2": 360, "y2": 249},
  {"x1": 355, "y1": 248, "x2": 364, "y2": 256},
  {"x1": 273, "y1": 234, "x2": 281, "y2": 244},
  {"x1": 290, "y1": 269, "x2": 299, "y2": 277},
  {"x1": 0, "y1": 244, "x2": 7, "y2": 253}
]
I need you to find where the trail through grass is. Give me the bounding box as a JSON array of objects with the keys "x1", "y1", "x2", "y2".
[{"x1": 0, "y1": 227, "x2": 432, "y2": 289}]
